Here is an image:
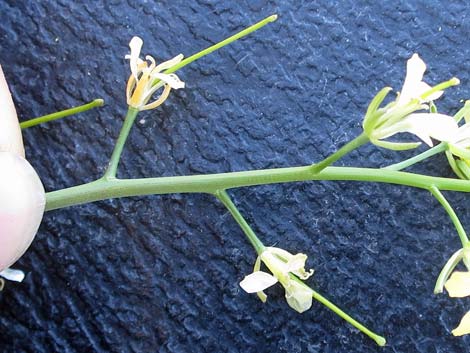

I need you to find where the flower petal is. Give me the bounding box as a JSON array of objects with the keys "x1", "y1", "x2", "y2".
[
  {"x1": 415, "y1": 81, "x2": 443, "y2": 102},
  {"x1": 452, "y1": 124, "x2": 470, "y2": 147},
  {"x1": 145, "y1": 55, "x2": 156, "y2": 70},
  {"x1": 155, "y1": 54, "x2": 184, "y2": 72},
  {"x1": 127, "y1": 36, "x2": 143, "y2": 80},
  {"x1": 239, "y1": 271, "x2": 278, "y2": 293},
  {"x1": 287, "y1": 253, "x2": 314, "y2": 280},
  {"x1": 452, "y1": 311, "x2": 470, "y2": 336},
  {"x1": 444, "y1": 271, "x2": 470, "y2": 297},
  {"x1": 397, "y1": 54, "x2": 427, "y2": 106},
  {"x1": 400, "y1": 113, "x2": 459, "y2": 146},
  {"x1": 152, "y1": 73, "x2": 185, "y2": 89},
  {"x1": 285, "y1": 280, "x2": 313, "y2": 313}
]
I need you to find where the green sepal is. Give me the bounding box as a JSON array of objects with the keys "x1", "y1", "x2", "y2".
[
  {"x1": 374, "y1": 100, "x2": 423, "y2": 132},
  {"x1": 434, "y1": 248, "x2": 464, "y2": 294},
  {"x1": 363, "y1": 87, "x2": 392, "y2": 134},
  {"x1": 456, "y1": 159, "x2": 470, "y2": 180},
  {"x1": 448, "y1": 144, "x2": 470, "y2": 160},
  {"x1": 446, "y1": 150, "x2": 466, "y2": 180},
  {"x1": 371, "y1": 139, "x2": 421, "y2": 151},
  {"x1": 453, "y1": 100, "x2": 470, "y2": 123}
]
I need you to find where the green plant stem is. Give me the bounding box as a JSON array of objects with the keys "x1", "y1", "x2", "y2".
[
  {"x1": 214, "y1": 190, "x2": 384, "y2": 345},
  {"x1": 103, "y1": 108, "x2": 139, "y2": 179},
  {"x1": 309, "y1": 284, "x2": 386, "y2": 346},
  {"x1": 311, "y1": 133, "x2": 369, "y2": 173},
  {"x1": 162, "y1": 15, "x2": 278, "y2": 76},
  {"x1": 429, "y1": 186, "x2": 470, "y2": 248},
  {"x1": 384, "y1": 142, "x2": 448, "y2": 171},
  {"x1": 215, "y1": 190, "x2": 265, "y2": 255},
  {"x1": 104, "y1": 16, "x2": 277, "y2": 179},
  {"x1": 20, "y1": 99, "x2": 104, "y2": 129},
  {"x1": 45, "y1": 165, "x2": 470, "y2": 212}
]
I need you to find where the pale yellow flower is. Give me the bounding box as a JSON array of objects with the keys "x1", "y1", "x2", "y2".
[
  {"x1": 125, "y1": 36, "x2": 185, "y2": 111},
  {"x1": 370, "y1": 112, "x2": 458, "y2": 148},
  {"x1": 239, "y1": 247, "x2": 314, "y2": 313}
]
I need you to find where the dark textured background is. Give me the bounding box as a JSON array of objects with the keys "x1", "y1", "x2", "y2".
[{"x1": 1, "y1": 1, "x2": 470, "y2": 352}]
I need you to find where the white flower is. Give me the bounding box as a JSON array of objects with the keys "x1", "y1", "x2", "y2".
[
  {"x1": 396, "y1": 54, "x2": 444, "y2": 106},
  {"x1": 125, "y1": 36, "x2": 185, "y2": 111},
  {"x1": 239, "y1": 247, "x2": 314, "y2": 313},
  {"x1": 371, "y1": 112, "x2": 458, "y2": 148},
  {"x1": 0, "y1": 65, "x2": 45, "y2": 277},
  {"x1": 446, "y1": 123, "x2": 470, "y2": 161},
  {"x1": 363, "y1": 54, "x2": 460, "y2": 150}
]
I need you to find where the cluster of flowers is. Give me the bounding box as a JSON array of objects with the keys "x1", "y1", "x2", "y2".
[
  {"x1": 2, "y1": 36, "x2": 470, "y2": 337},
  {"x1": 362, "y1": 54, "x2": 470, "y2": 179},
  {"x1": 238, "y1": 54, "x2": 470, "y2": 334}
]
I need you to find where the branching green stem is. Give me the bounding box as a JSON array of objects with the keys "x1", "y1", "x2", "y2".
[
  {"x1": 384, "y1": 142, "x2": 448, "y2": 171},
  {"x1": 311, "y1": 133, "x2": 369, "y2": 173},
  {"x1": 214, "y1": 191, "x2": 385, "y2": 346},
  {"x1": 34, "y1": 16, "x2": 464, "y2": 346},
  {"x1": 214, "y1": 190, "x2": 265, "y2": 255},
  {"x1": 20, "y1": 99, "x2": 104, "y2": 129},
  {"x1": 429, "y1": 186, "x2": 470, "y2": 248},
  {"x1": 45, "y1": 166, "x2": 470, "y2": 211}
]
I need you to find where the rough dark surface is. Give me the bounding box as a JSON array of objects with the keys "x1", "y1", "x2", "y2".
[{"x1": 1, "y1": 0, "x2": 470, "y2": 352}]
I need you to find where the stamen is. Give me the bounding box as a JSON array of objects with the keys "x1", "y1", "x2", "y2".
[
  {"x1": 146, "y1": 55, "x2": 156, "y2": 70},
  {"x1": 141, "y1": 85, "x2": 171, "y2": 110}
]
